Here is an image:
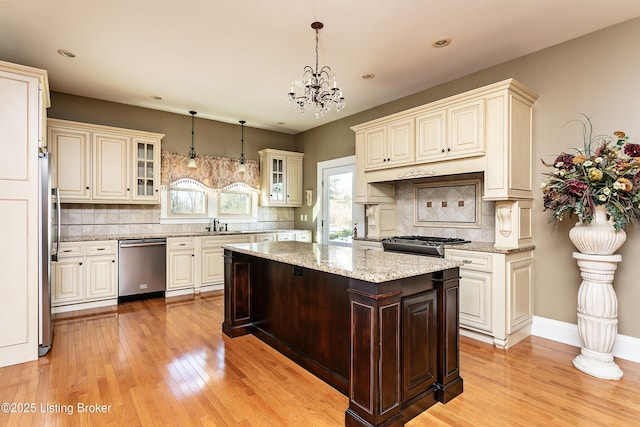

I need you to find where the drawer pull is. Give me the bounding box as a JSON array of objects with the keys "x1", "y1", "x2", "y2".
[
  {"x1": 63, "y1": 249, "x2": 72, "y2": 253},
  {"x1": 97, "y1": 248, "x2": 106, "y2": 251},
  {"x1": 462, "y1": 259, "x2": 473, "y2": 264}
]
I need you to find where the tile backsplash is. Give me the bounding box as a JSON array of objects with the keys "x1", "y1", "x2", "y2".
[
  {"x1": 59, "y1": 204, "x2": 294, "y2": 240},
  {"x1": 393, "y1": 173, "x2": 496, "y2": 242}
]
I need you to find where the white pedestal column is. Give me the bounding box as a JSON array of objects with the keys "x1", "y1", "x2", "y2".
[{"x1": 572, "y1": 252, "x2": 623, "y2": 380}]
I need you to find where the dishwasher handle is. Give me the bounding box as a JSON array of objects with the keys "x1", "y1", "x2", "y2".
[{"x1": 119, "y1": 240, "x2": 167, "y2": 248}]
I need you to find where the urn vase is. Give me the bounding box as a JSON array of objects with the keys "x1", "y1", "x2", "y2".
[
  {"x1": 569, "y1": 205, "x2": 625, "y2": 380},
  {"x1": 569, "y1": 205, "x2": 626, "y2": 255}
]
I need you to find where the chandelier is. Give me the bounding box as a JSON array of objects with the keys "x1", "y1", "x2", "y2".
[{"x1": 287, "y1": 22, "x2": 345, "y2": 118}]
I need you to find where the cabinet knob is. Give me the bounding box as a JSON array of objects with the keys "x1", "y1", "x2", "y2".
[
  {"x1": 127, "y1": 188, "x2": 130, "y2": 191},
  {"x1": 387, "y1": 158, "x2": 391, "y2": 162},
  {"x1": 112, "y1": 260, "x2": 115, "y2": 263},
  {"x1": 79, "y1": 262, "x2": 83, "y2": 266},
  {"x1": 191, "y1": 253, "x2": 194, "y2": 257},
  {"x1": 447, "y1": 147, "x2": 451, "y2": 152},
  {"x1": 86, "y1": 186, "x2": 90, "y2": 190},
  {"x1": 441, "y1": 148, "x2": 445, "y2": 153}
]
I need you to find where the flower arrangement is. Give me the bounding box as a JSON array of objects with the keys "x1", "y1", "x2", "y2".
[{"x1": 541, "y1": 116, "x2": 640, "y2": 230}]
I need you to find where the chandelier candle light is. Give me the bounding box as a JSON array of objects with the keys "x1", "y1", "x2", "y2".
[{"x1": 288, "y1": 21, "x2": 345, "y2": 118}]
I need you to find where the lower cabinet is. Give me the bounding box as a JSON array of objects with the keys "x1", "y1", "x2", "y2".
[
  {"x1": 445, "y1": 248, "x2": 533, "y2": 349},
  {"x1": 200, "y1": 235, "x2": 251, "y2": 292},
  {"x1": 353, "y1": 240, "x2": 383, "y2": 251},
  {"x1": 166, "y1": 234, "x2": 252, "y2": 297},
  {"x1": 166, "y1": 237, "x2": 196, "y2": 293},
  {"x1": 275, "y1": 230, "x2": 312, "y2": 242},
  {"x1": 52, "y1": 241, "x2": 118, "y2": 313}
]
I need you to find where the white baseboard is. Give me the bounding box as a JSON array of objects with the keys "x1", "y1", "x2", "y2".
[{"x1": 532, "y1": 316, "x2": 640, "y2": 364}]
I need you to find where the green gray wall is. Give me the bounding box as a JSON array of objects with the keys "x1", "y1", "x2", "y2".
[
  {"x1": 295, "y1": 17, "x2": 640, "y2": 338},
  {"x1": 48, "y1": 92, "x2": 296, "y2": 158}
]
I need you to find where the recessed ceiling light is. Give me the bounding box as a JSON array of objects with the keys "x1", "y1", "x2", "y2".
[
  {"x1": 361, "y1": 73, "x2": 375, "y2": 80},
  {"x1": 431, "y1": 38, "x2": 451, "y2": 48},
  {"x1": 57, "y1": 49, "x2": 76, "y2": 58}
]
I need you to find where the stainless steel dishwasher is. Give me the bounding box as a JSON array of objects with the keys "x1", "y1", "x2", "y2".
[{"x1": 118, "y1": 238, "x2": 167, "y2": 301}]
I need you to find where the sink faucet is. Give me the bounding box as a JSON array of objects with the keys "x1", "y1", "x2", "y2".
[{"x1": 206, "y1": 218, "x2": 219, "y2": 232}]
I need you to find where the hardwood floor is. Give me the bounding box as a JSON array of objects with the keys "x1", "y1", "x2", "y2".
[{"x1": 1, "y1": 291, "x2": 638, "y2": 426}]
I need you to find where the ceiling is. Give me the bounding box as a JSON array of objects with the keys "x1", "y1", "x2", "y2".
[{"x1": 2, "y1": 0, "x2": 640, "y2": 135}]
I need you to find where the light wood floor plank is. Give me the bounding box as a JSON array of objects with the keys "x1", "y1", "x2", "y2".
[{"x1": 0, "y1": 291, "x2": 638, "y2": 426}]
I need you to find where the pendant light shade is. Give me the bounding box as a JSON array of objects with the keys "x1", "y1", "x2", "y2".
[
  {"x1": 238, "y1": 120, "x2": 247, "y2": 176},
  {"x1": 187, "y1": 111, "x2": 197, "y2": 168}
]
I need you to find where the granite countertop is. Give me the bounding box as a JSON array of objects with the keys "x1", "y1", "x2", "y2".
[
  {"x1": 444, "y1": 241, "x2": 536, "y2": 254},
  {"x1": 223, "y1": 241, "x2": 463, "y2": 283},
  {"x1": 353, "y1": 237, "x2": 535, "y2": 254},
  {"x1": 60, "y1": 229, "x2": 302, "y2": 243}
]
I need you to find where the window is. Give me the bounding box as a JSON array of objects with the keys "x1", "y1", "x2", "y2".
[
  {"x1": 168, "y1": 179, "x2": 208, "y2": 216},
  {"x1": 161, "y1": 180, "x2": 258, "y2": 224}
]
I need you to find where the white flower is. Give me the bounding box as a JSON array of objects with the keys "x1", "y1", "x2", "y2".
[
  {"x1": 603, "y1": 187, "x2": 611, "y2": 195},
  {"x1": 595, "y1": 157, "x2": 604, "y2": 163},
  {"x1": 555, "y1": 162, "x2": 563, "y2": 168},
  {"x1": 598, "y1": 194, "x2": 608, "y2": 201},
  {"x1": 540, "y1": 182, "x2": 547, "y2": 189},
  {"x1": 553, "y1": 168, "x2": 561, "y2": 176},
  {"x1": 583, "y1": 160, "x2": 593, "y2": 167},
  {"x1": 613, "y1": 181, "x2": 625, "y2": 190}
]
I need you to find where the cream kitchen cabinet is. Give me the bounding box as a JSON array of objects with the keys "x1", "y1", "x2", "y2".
[
  {"x1": 415, "y1": 99, "x2": 484, "y2": 163},
  {"x1": 363, "y1": 117, "x2": 414, "y2": 171},
  {"x1": 353, "y1": 240, "x2": 383, "y2": 251},
  {"x1": 199, "y1": 234, "x2": 251, "y2": 293},
  {"x1": 273, "y1": 230, "x2": 311, "y2": 242},
  {"x1": 259, "y1": 149, "x2": 304, "y2": 207},
  {"x1": 48, "y1": 119, "x2": 163, "y2": 204},
  {"x1": 0, "y1": 60, "x2": 49, "y2": 367},
  {"x1": 445, "y1": 248, "x2": 533, "y2": 349},
  {"x1": 49, "y1": 126, "x2": 92, "y2": 200},
  {"x1": 166, "y1": 237, "x2": 196, "y2": 293},
  {"x1": 92, "y1": 131, "x2": 131, "y2": 200},
  {"x1": 253, "y1": 233, "x2": 277, "y2": 242},
  {"x1": 52, "y1": 241, "x2": 118, "y2": 313}
]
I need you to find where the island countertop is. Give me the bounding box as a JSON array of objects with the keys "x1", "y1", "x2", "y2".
[{"x1": 223, "y1": 241, "x2": 463, "y2": 283}]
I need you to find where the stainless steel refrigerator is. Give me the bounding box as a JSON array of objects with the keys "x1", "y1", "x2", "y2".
[{"x1": 38, "y1": 148, "x2": 59, "y2": 356}]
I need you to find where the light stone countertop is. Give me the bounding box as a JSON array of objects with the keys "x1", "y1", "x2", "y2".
[
  {"x1": 223, "y1": 241, "x2": 463, "y2": 283},
  {"x1": 444, "y1": 241, "x2": 536, "y2": 254},
  {"x1": 60, "y1": 230, "x2": 302, "y2": 243}
]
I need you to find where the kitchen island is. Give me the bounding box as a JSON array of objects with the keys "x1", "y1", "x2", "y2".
[{"x1": 222, "y1": 242, "x2": 463, "y2": 426}]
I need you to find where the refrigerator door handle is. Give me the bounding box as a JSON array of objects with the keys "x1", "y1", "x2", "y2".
[{"x1": 52, "y1": 188, "x2": 60, "y2": 262}]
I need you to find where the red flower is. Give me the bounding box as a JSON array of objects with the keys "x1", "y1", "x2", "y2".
[{"x1": 623, "y1": 143, "x2": 640, "y2": 157}]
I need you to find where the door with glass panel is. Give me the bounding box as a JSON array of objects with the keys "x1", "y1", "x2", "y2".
[
  {"x1": 132, "y1": 138, "x2": 159, "y2": 202},
  {"x1": 321, "y1": 163, "x2": 356, "y2": 246}
]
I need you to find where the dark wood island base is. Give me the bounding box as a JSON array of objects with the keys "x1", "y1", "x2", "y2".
[{"x1": 222, "y1": 245, "x2": 463, "y2": 426}]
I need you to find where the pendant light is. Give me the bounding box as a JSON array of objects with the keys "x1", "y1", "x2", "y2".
[
  {"x1": 187, "y1": 111, "x2": 197, "y2": 168},
  {"x1": 238, "y1": 120, "x2": 247, "y2": 176}
]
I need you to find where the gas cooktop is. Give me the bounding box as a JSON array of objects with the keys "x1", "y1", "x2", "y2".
[{"x1": 381, "y1": 235, "x2": 471, "y2": 257}]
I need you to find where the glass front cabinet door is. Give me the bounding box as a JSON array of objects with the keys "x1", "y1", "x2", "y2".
[
  {"x1": 132, "y1": 138, "x2": 160, "y2": 202},
  {"x1": 259, "y1": 149, "x2": 304, "y2": 207}
]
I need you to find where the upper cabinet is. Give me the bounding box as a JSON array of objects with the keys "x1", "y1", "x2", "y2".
[
  {"x1": 352, "y1": 79, "x2": 538, "y2": 202},
  {"x1": 415, "y1": 99, "x2": 484, "y2": 163},
  {"x1": 364, "y1": 117, "x2": 415, "y2": 170},
  {"x1": 258, "y1": 149, "x2": 304, "y2": 207},
  {"x1": 48, "y1": 119, "x2": 163, "y2": 204}
]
